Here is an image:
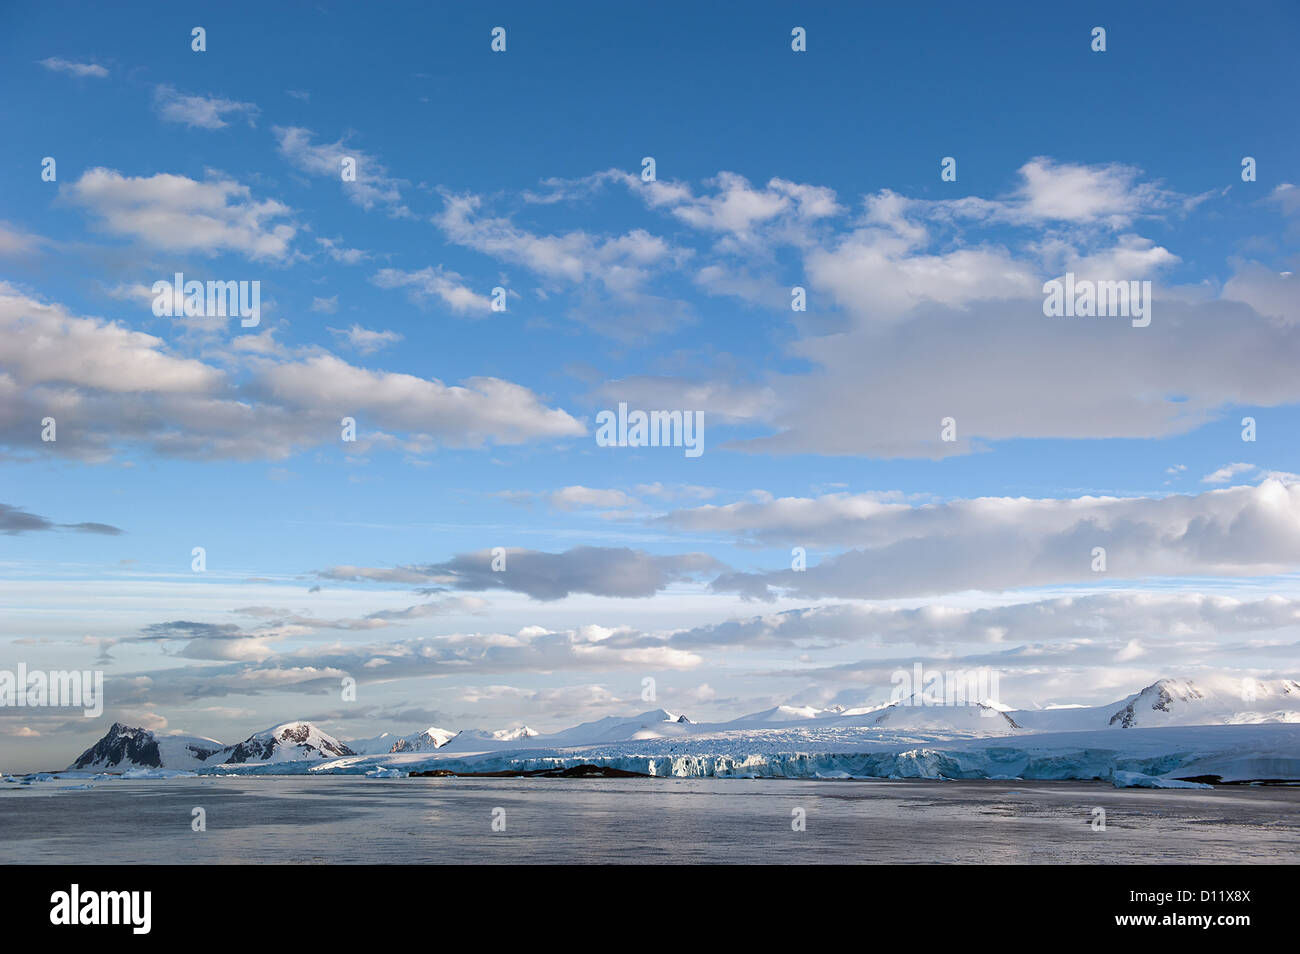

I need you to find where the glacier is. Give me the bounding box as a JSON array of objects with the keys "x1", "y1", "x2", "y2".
[
  {"x1": 199, "y1": 722, "x2": 1300, "y2": 786},
  {"x1": 44, "y1": 676, "x2": 1300, "y2": 785}
]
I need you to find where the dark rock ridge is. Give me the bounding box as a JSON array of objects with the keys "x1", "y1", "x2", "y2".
[
  {"x1": 70, "y1": 723, "x2": 222, "y2": 770},
  {"x1": 1109, "y1": 680, "x2": 1203, "y2": 728},
  {"x1": 71, "y1": 723, "x2": 161, "y2": 769}
]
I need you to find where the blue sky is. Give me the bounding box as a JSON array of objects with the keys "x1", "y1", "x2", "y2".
[{"x1": 2, "y1": 1, "x2": 1299, "y2": 770}]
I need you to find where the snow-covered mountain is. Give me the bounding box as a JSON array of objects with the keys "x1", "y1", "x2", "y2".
[
  {"x1": 220, "y1": 722, "x2": 354, "y2": 763},
  {"x1": 864, "y1": 700, "x2": 1022, "y2": 733},
  {"x1": 434, "y1": 709, "x2": 692, "y2": 753},
  {"x1": 492, "y1": 724, "x2": 541, "y2": 741},
  {"x1": 70, "y1": 724, "x2": 224, "y2": 771},
  {"x1": 62, "y1": 675, "x2": 1300, "y2": 774},
  {"x1": 389, "y1": 726, "x2": 458, "y2": 753},
  {"x1": 539, "y1": 708, "x2": 694, "y2": 746},
  {"x1": 69, "y1": 721, "x2": 353, "y2": 771},
  {"x1": 1014, "y1": 677, "x2": 1300, "y2": 731},
  {"x1": 729, "y1": 704, "x2": 826, "y2": 725},
  {"x1": 1103, "y1": 676, "x2": 1300, "y2": 728}
]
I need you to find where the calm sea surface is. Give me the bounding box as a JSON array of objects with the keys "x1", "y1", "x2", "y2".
[{"x1": 2, "y1": 776, "x2": 1297, "y2": 864}]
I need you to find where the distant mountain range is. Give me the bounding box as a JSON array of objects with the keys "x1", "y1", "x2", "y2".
[{"x1": 66, "y1": 676, "x2": 1300, "y2": 773}]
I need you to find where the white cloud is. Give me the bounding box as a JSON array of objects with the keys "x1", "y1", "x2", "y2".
[
  {"x1": 591, "y1": 375, "x2": 779, "y2": 424},
  {"x1": 0, "y1": 282, "x2": 220, "y2": 394},
  {"x1": 1268, "y1": 182, "x2": 1300, "y2": 218},
  {"x1": 274, "y1": 126, "x2": 409, "y2": 216},
  {"x1": 256, "y1": 353, "x2": 585, "y2": 448},
  {"x1": 436, "y1": 191, "x2": 676, "y2": 289},
  {"x1": 0, "y1": 286, "x2": 583, "y2": 461},
  {"x1": 1007, "y1": 157, "x2": 1176, "y2": 226},
  {"x1": 1222, "y1": 263, "x2": 1299, "y2": 322},
  {"x1": 435, "y1": 191, "x2": 696, "y2": 339},
  {"x1": 63, "y1": 168, "x2": 297, "y2": 261},
  {"x1": 153, "y1": 85, "x2": 259, "y2": 129},
  {"x1": 660, "y1": 480, "x2": 1300, "y2": 599},
  {"x1": 319, "y1": 546, "x2": 722, "y2": 601},
  {"x1": 548, "y1": 486, "x2": 637, "y2": 510},
  {"x1": 1202, "y1": 462, "x2": 1256, "y2": 484},
  {"x1": 371, "y1": 266, "x2": 490, "y2": 314},
  {"x1": 0, "y1": 223, "x2": 53, "y2": 258},
  {"x1": 733, "y1": 268, "x2": 1300, "y2": 457},
  {"x1": 328, "y1": 324, "x2": 403, "y2": 354},
  {"x1": 669, "y1": 592, "x2": 1300, "y2": 650},
  {"x1": 316, "y1": 237, "x2": 369, "y2": 264},
  {"x1": 39, "y1": 57, "x2": 108, "y2": 78}
]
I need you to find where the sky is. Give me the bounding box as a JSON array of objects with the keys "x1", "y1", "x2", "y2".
[{"x1": 1, "y1": 1, "x2": 1298, "y2": 771}]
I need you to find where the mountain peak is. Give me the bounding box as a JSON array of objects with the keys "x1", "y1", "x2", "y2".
[
  {"x1": 389, "y1": 725, "x2": 457, "y2": 753},
  {"x1": 221, "y1": 721, "x2": 354, "y2": 763}
]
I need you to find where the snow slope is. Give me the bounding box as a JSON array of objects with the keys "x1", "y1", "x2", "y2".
[
  {"x1": 345, "y1": 732, "x2": 399, "y2": 756},
  {"x1": 437, "y1": 725, "x2": 539, "y2": 752},
  {"x1": 524, "y1": 708, "x2": 695, "y2": 748}
]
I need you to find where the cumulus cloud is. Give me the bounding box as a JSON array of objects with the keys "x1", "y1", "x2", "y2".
[
  {"x1": 589, "y1": 374, "x2": 779, "y2": 424},
  {"x1": 660, "y1": 172, "x2": 842, "y2": 240},
  {"x1": 549, "y1": 159, "x2": 1283, "y2": 458},
  {"x1": 0, "y1": 282, "x2": 221, "y2": 394},
  {"x1": 1222, "y1": 263, "x2": 1299, "y2": 322},
  {"x1": 0, "y1": 286, "x2": 583, "y2": 461},
  {"x1": 62, "y1": 168, "x2": 297, "y2": 261},
  {"x1": 730, "y1": 285, "x2": 1300, "y2": 458},
  {"x1": 254, "y1": 354, "x2": 584, "y2": 448},
  {"x1": 1001, "y1": 157, "x2": 1181, "y2": 226},
  {"x1": 665, "y1": 480, "x2": 1300, "y2": 599}
]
